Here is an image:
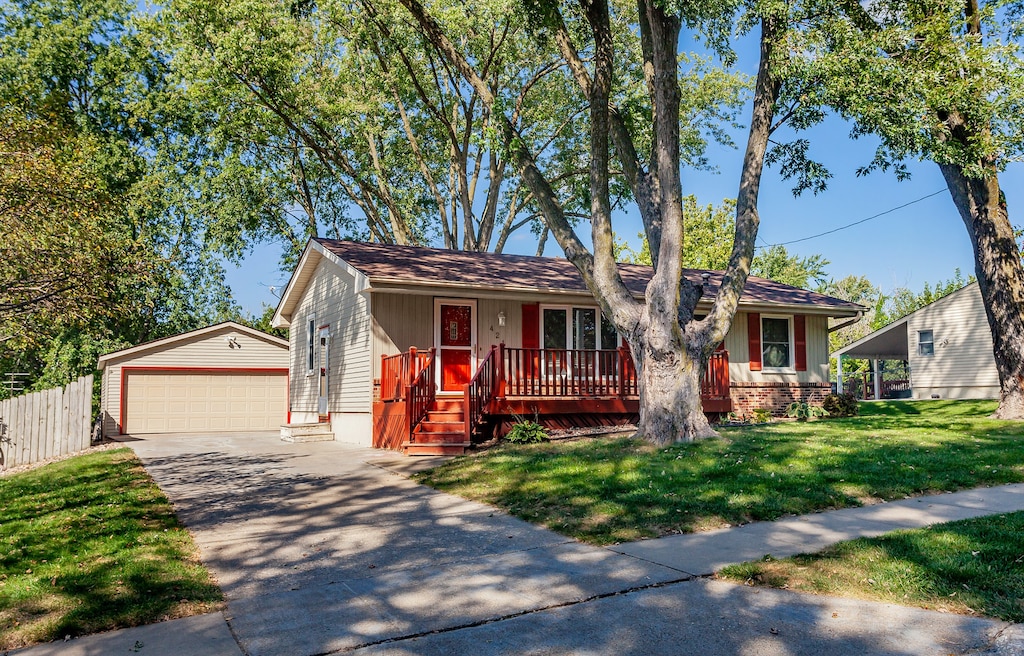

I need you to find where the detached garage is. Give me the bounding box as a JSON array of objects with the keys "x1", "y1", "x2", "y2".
[{"x1": 98, "y1": 322, "x2": 289, "y2": 436}]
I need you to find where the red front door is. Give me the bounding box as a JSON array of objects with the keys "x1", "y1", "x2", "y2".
[{"x1": 440, "y1": 303, "x2": 473, "y2": 392}]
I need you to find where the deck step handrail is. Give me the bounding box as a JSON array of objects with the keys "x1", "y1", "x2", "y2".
[
  {"x1": 464, "y1": 345, "x2": 501, "y2": 441},
  {"x1": 405, "y1": 348, "x2": 437, "y2": 441},
  {"x1": 380, "y1": 348, "x2": 432, "y2": 402}
]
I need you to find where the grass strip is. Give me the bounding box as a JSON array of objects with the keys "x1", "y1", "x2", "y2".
[
  {"x1": 0, "y1": 448, "x2": 222, "y2": 650},
  {"x1": 415, "y1": 400, "x2": 1024, "y2": 544},
  {"x1": 717, "y1": 511, "x2": 1024, "y2": 622}
]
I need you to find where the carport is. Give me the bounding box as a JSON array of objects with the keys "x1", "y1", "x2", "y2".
[
  {"x1": 833, "y1": 318, "x2": 910, "y2": 399},
  {"x1": 98, "y1": 322, "x2": 289, "y2": 436}
]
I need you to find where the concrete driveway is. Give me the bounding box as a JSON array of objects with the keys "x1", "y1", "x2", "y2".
[{"x1": 120, "y1": 432, "x2": 1011, "y2": 656}]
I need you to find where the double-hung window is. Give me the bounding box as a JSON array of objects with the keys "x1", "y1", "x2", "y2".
[
  {"x1": 918, "y1": 330, "x2": 934, "y2": 356},
  {"x1": 761, "y1": 316, "x2": 792, "y2": 369}
]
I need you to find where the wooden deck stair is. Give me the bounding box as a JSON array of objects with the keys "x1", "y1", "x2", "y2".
[{"x1": 403, "y1": 399, "x2": 471, "y2": 456}]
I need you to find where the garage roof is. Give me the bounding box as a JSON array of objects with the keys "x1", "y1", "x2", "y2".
[{"x1": 97, "y1": 321, "x2": 287, "y2": 369}]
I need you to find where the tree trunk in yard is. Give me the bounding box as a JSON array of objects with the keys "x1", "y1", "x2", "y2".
[
  {"x1": 630, "y1": 333, "x2": 716, "y2": 444},
  {"x1": 938, "y1": 161, "x2": 1024, "y2": 419}
]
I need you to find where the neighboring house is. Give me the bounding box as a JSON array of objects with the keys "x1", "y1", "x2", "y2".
[
  {"x1": 98, "y1": 321, "x2": 289, "y2": 436},
  {"x1": 832, "y1": 282, "x2": 998, "y2": 400},
  {"x1": 271, "y1": 239, "x2": 863, "y2": 454}
]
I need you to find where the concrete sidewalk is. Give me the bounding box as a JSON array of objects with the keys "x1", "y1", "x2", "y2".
[
  {"x1": 12, "y1": 434, "x2": 1024, "y2": 656},
  {"x1": 612, "y1": 483, "x2": 1024, "y2": 576}
]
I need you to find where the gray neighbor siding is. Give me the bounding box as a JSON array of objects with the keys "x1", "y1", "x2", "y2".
[
  {"x1": 290, "y1": 258, "x2": 372, "y2": 421},
  {"x1": 907, "y1": 284, "x2": 999, "y2": 399}
]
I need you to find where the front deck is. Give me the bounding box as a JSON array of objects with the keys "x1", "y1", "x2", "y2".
[{"x1": 372, "y1": 345, "x2": 732, "y2": 455}]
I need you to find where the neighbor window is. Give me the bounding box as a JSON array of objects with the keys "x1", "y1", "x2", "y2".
[
  {"x1": 761, "y1": 316, "x2": 792, "y2": 369},
  {"x1": 306, "y1": 316, "x2": 316, "y2": 374},
  {"x1": 918, "y1": 330, "x2": 934, "y2": 356}
]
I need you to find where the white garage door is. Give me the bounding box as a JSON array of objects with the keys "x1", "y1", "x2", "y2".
[{"x1": 124, "y1": 371, "x2": 287, "y2": 434}]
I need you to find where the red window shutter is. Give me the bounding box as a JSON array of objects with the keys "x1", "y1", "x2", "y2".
[
  {"x1": 747, "y1": 312, "x2": 762, "y2": 371},
  {"x1": 794, "y1": 314, "x2": 807, "y2": 371},
  {"x1": 522, "y1": 303, "x2": 539, "y2": 349}
]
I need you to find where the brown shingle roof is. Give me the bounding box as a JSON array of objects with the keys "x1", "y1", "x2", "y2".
[{"x1": 317, "y1": 239, "x2": 862, "y2": 313}]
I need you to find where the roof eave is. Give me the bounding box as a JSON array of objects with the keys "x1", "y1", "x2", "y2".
[
  {"x1": 832, "y1": 316, "x2": 910, "y2": 357},
  {"x1": 272, "y1": 240, "x2": 372, "y2": 329}
]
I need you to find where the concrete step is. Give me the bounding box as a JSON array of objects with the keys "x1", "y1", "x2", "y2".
[
  {"x1": 403, "y1": 441, "x2": 470, "y2": 456},
  {"x1": 280, "y1": 423, "x2": 334, "y2": 443}
]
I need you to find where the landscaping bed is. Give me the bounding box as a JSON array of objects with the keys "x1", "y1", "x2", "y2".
[
  {"x1": 415, "y1": 400, "x2": 1024, "y2": 545},
  {"x1": 717, "y1": 511, "x2": 1024, "y2": 623},
  {"x1": 0, "y1": 448, "x2": 222, "y2": 650}
]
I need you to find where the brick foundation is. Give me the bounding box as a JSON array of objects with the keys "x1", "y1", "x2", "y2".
[{"x1": 730, "y1": 382, "x2": 831, "y2": 417}]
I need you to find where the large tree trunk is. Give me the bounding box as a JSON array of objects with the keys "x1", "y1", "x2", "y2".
[
  {"x1": 938, "y1": 162, "x2": 1024, "y2": 419},
  {"x1": 630, "y1": 333, "x2": 716, "y2": 444}
]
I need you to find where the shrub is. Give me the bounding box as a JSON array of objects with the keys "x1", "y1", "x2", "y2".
[
  {"x1": 505, "y1": 420, "x2": 550, "y2": 444},
  {"x1": 785, "y1": 401, "x2": 829, "y2": 421},
  {"x1": 822, "y1": 392, "x2": 859, "y2": 417},
  {"x1": 751, "y1": 408, "x2": 773, "y2": 424}
]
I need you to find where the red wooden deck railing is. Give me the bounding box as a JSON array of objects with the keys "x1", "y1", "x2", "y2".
[
  {"x1": 501, "y1": 346, "x2": 636, "y2": 397},
  {"x1": 499, "y1": 345, "x2": 728, "y2": 401},
  {"x1": 701, "y1": 350, "x2": 730, "y2": 400},
  {"x1": 406, "y1": 349, "x2": 437, "y2": 438},
  {"x1": 380, "y1": 347, "x2": 433, "y2": 402},
  {"x1": 379, "y1": 345, "x2": 731, "y2": 444}
]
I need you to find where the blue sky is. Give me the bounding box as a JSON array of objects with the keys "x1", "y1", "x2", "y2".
[
  {"x1": 223, "y1": 32, "x2": 1023, "y2": 317},
  {"x1": 226, "y1": 144, "x2": 1020, "y2": 317}
]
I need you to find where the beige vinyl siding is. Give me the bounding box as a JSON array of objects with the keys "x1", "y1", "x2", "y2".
[
  {"x1": 907, "y1": 284, "x2": 998, "y2": 399},
  {"x1": 725, "y1": 312, "x2": 829, "y2": 384},
  {"x1": 475, "y1": 298, "x2": 522, "y2": 357},
  {"x1": 370, "y1": 294, "x2": 524, "y2": 375},
  {"x1": 290, "y1": 258, "x2": 372, "y2": 414},
  {"x1": 100, "y1": 326, "x2": 288, "y2": 435},
  {"x1": 370, "y1": 293, "x2": 434, "y2": 370}
]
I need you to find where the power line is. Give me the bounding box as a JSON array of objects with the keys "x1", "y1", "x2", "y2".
[{"x1": 757, "y1": 189, "x2": 948, "y2": 249}]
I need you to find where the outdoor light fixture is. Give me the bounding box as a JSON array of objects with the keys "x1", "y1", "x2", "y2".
[
  {"x1": 498, "y1": 311, "x2": 506, "y2": 327},
  {"x1": 225, "y1": 335, "x2": 240, "y2": 348}
]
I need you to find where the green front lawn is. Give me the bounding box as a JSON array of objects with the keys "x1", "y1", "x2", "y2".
[
  {"x1": 0, "y1": 448, "x2": 222, "y2": 650},
  {"x1": 718, "y1": 512, "x2": 1024, "y2": 622},
  {"x1": 415, "y1": 400, "x2": 1024, "y2": 545}
]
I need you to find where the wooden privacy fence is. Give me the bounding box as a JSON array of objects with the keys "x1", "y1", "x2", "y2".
[{"x1": 0, "y1": 374, "x2": 93, "y2": 470}]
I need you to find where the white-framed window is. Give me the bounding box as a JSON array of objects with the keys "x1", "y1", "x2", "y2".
[
  {"x1": 306, "y1": 315, "x2": 316, "y2": 375},
  {"x1": 761, "y1": 315, "x2": 793, "y2": 370},
  {"x1": 538, "y1": 305, "x2": 621, "y2": 380},
  {"x1": 918, "y1": 330, "x2": 934, "y2": 356},
  {"x1": 540, "y1": 306, "x2": 620, "y2": 350}
]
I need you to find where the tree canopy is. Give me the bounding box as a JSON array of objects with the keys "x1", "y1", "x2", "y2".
[
  {"x1": 619, "y1": 196, "x2": 830, "y2": 290},
  {"x1": 0, "y1": 0, "x2": 242, "y2": 397}
]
